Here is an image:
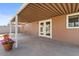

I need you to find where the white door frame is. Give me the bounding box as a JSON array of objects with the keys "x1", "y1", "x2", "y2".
[{"x1": 39, "y1": 19, "x2": 52, "y2": 38}]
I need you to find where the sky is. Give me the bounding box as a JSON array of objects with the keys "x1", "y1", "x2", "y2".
[{"x1": 0, "y1": 3, "x2": 22, "y2": 26}]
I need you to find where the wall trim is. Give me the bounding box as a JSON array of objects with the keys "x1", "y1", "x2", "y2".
[{"x1": 66, "y1": 12, "x2": 79, "y2": 29}]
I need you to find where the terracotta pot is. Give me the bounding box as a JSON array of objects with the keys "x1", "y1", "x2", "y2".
[{"x1": 3, "y1": 44, "x2": 13, "y2": 51}]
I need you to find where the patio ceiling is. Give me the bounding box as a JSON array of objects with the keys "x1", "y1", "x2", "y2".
[{"x1": 12, "y1": 3, "x2": 79, "y2": 22}]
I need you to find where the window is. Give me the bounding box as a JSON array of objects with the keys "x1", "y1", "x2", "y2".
[{"x1": 67, "y1": 13, "x2": 79, "y2": 29}]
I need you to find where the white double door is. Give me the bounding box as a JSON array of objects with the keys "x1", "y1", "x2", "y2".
[{"x1": 39, "y1": 19, "x2": 52, "y2": 38}]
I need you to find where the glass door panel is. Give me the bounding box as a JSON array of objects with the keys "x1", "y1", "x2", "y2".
[
  {"x1": 39, "y1": 22, "x2": 45, "y2": 36},
  {"x1": 45, "y1": 21, "x2": 50, "y2": 36}
]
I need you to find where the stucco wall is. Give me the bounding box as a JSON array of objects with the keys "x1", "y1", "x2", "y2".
[
  {"x1": 21, "y1": 15, "x2": 79, "y2": 45},
  {"x1": 22, "y1": 21, "x2": 39, "y2": 36},
  {"x1": 53, "y1": 15, "x2": 79, "y2": 45}
]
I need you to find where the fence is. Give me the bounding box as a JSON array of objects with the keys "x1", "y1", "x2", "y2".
[{"x1": 0, "y1": 25, "x2": 15, "y2": 34}]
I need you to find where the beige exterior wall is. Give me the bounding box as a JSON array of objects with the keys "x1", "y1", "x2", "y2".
[
  {"x1": 21, "y1": 14, "x2": 79, "y2": 45},
  {"x1": 21, "y1": 21, "x2": 39, "y2": 36},
  {"x1": 53, "y1": 15, "x2": 79, "y2": 45}
]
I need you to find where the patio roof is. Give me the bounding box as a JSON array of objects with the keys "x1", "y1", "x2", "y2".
[{"x1": 11, "y1": 3, "x2": 79, "y2": 22}]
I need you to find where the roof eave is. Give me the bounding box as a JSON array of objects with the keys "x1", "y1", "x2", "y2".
[{"x1": 11, "y1": 3, "x2": 29, "y2": 22}]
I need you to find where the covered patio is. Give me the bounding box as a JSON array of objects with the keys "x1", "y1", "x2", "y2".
[
  {"x1": 10, "y1": 3, "x2": 79, "y2": 48},
  {"x1": 4, "y1": 3, "x2": 79, "y2": 56}
]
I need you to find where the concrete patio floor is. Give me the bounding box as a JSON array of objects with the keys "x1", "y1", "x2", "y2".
[{"x1": 0, "y1": 33, "x2": 79, "y2": 56}]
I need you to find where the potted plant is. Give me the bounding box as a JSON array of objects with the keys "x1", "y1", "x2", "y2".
[{"x1": 1, "y1": 34, "x2": 15, "y2": 51}]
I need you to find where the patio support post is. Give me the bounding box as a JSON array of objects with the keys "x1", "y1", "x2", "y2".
[
  {"x1": 15, "y1": 14, "x2": 18, "y2": 48},
  {"x1": 9, "y1": 21, "x2": 12, "y2": 37}
]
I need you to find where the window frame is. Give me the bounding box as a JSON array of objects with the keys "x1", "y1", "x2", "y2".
[{"x1": 66, "y1": 12, "x2": 79, "y2": 29}]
